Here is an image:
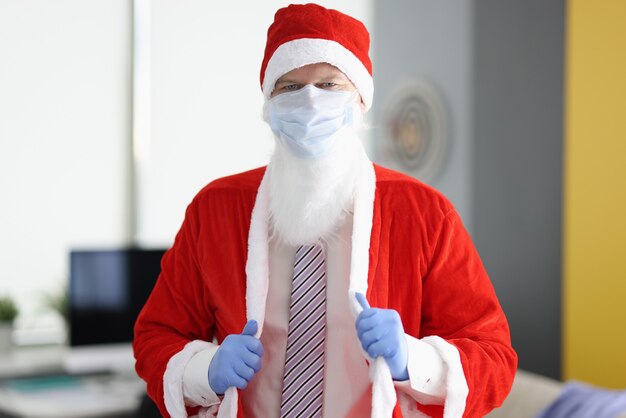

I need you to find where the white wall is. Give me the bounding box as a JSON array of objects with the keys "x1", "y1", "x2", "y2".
[
  {"x1": 140, "y1": 0, "x2": 373, "y2": 245},
  {"x1": 371, "y1": 0, "x2": 474, "y2": 229},
  {"x1": 0, "y1": 1, "x2": 372, "y2": 328},
  {"x1": 0, "y1": 0, "x2": 132, "y2": 319}
]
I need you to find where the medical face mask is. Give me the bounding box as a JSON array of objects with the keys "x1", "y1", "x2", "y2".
[{"x1": 264, "y1": 85, "x2": 361, "y2": 159}]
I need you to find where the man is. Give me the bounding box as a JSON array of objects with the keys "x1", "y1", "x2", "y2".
[{"x1": 133, "y1": 4, "x2": 517, "y2": 418}]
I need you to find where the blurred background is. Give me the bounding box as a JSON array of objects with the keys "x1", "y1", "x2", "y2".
[{"x1": 0, "y1": 0, "x2": 624, "y2": 416}]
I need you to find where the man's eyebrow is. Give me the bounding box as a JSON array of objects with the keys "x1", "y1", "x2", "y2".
[
  {"x1": 275, "y1": 77, "x2": 299, "y2": 84},
  {"x1": 321, "y1": 76, "x2": 347, "y2": 82},
  {"x1": 275, "y1": 74, "x2": 349, "y2": 85},
  {"x1": 321, "y1": 73, "x2": 351, "y2": 82}
]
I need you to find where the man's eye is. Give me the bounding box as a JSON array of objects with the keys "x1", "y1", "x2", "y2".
[
  {"x1": 285, "y1": 84, "x2": 300, "y2": 91},
  {"x1": 319, "y1": 82, "x2": 337, "y2": 89}
]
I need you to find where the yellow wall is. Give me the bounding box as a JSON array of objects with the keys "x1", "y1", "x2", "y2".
[{"x1": 563, "y1": 0, "x2": 626, "y2": 387}]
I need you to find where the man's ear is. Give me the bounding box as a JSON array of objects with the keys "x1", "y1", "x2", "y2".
[{"x1": 359, "y1": 95, "x2": 366, "y2": 112}]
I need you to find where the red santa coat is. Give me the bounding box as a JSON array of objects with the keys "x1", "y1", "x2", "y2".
[{"x1": 133, "y1": 162, "x2": 517, "y2": 418}]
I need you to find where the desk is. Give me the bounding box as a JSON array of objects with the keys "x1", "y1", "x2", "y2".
[
  {"x1": 0, "y1": 345, "x2": 145, "y2": 418},
  {"x1": 0, "y1": 345, "x2": 66, "y2": 378}
]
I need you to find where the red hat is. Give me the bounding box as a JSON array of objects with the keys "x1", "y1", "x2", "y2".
[{"x1": 260, "y1": 3, "x2": 374, "y2": 110}]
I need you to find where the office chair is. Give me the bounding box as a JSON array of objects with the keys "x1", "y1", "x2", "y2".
[{"x1": 136, "y1": 393, "x2": 162, "y2": 418}]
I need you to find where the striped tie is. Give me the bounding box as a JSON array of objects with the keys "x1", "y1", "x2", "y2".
[{"x1": 280, "y1": 243, "x2": 327, "y2": 418}]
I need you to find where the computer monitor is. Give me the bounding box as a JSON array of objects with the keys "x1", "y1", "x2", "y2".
[{"x1": 68, "y1": 248, "x2": 166, "y2": 347}]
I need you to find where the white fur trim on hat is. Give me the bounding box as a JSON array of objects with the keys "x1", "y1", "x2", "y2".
[{"x1": 262, "y1": 38, "x2": 374, "y2": 110}]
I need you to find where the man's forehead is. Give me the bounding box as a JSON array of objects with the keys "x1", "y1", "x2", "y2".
[{"x1": 276, "y1": 63, "x2": 350, "y2": 82}]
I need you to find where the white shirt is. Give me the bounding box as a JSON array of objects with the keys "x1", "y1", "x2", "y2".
[{"x1": 182, "y1": 212, "x2": 447, "y2": 416}]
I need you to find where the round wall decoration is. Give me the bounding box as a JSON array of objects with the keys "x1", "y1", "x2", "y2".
[{"x1": 382, "y1": 81, "x2": 448, "y2": 183}]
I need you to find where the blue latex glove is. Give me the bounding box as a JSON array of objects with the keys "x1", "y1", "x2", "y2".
[
  {"x1": 355, "y1": 292, "x2": 409, "y2": 381},
  {"x1": 208, "y1": 320, "x2": 264, "y2": 395}
]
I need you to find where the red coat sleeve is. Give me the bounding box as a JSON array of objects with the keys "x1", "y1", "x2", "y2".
[
  {"x1": 133, "y1": 198, "x2": 215, "y2": 417},
  {"x1": 417, "y1": 208, "x2": 517, "y2": 417}
]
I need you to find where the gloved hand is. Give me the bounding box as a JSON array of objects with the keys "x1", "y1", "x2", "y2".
[
  {"x1": 208, "y1": 320, "x2": 264, "y2": 395},
  {"x1": 355, "y1": 292, "x2": 409, "y2": 381}
]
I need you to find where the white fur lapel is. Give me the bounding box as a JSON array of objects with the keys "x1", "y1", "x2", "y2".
[
  {"x1": 348, "y1": 155, "x2": 397, "y2": 418},
  {"x1": 217, "y1": 170, "x2": 271, "y2": 418},
  {"x1": 220, "y1": 157, "x2": 396, "y2": 418},
  {"x1": 347, "y1": 149, "x2": 376, "y2": 314},
  {"x1": 244, "y1": 169, "x2": 271, "y2": 332}
]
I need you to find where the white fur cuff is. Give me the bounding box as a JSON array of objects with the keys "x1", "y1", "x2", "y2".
[
  {"x1": 421, "y1": 336, "x2": 469, "y2": 418},
  {"x1": 164, "y1": 340, "x2": 215, "y2": 418}
]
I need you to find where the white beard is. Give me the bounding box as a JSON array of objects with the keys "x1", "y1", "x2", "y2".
[{"x1": 267, "y1": 125, "x2": 368, "y2": 246}]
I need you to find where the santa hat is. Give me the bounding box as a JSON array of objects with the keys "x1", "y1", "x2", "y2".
[{"x1": 260, "y1": 3, "x2": 374, "y2": 110}]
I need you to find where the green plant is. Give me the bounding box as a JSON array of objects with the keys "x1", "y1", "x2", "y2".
[
  {"x1": 0, "y1": 297, "x2": 18, "y2": 323},
  {"x1": 43, "y1": 288, "x2": 68, "y2": 322}
]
